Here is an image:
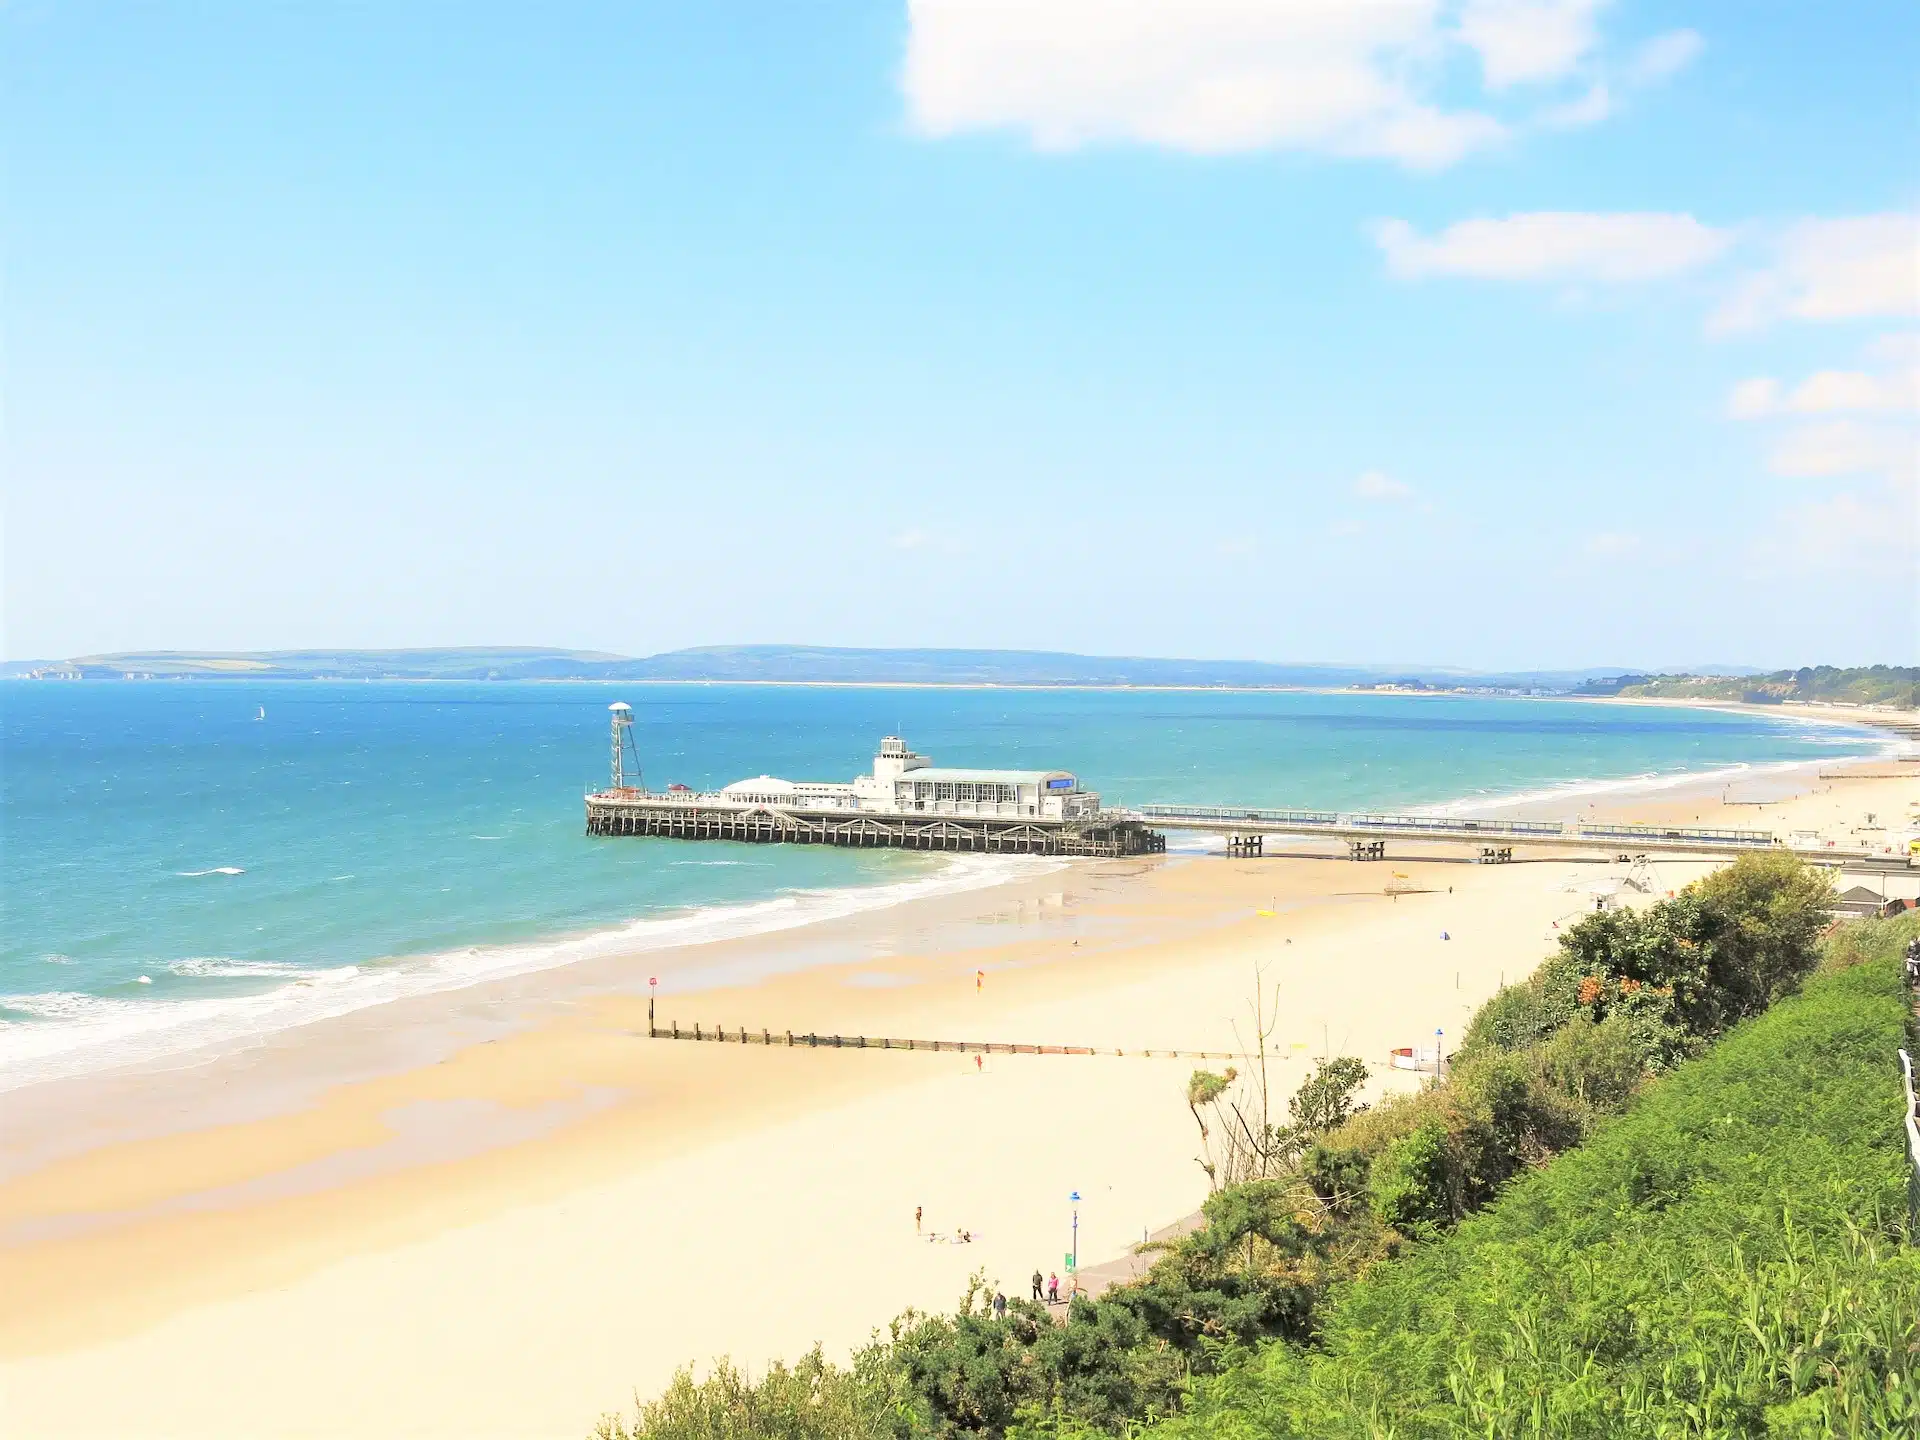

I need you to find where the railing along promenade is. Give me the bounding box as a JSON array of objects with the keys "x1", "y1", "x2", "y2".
[{"x1": 1128, "y1": 803, "x2": 1892, "y2": 861}]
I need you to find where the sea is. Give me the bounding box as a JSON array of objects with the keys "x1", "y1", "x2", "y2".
[{"x1": 0, "y1": 681, "x2": 1883, "y2": 1090}]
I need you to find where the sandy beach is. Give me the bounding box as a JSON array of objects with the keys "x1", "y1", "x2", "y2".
[{"x1": 2, "y1": 745, "x2": 1915, "y2": 1439}]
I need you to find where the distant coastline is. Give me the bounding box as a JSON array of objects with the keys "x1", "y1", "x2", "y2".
[{"x1": 9, "y1": 646, "x2": 1911, "y2": 711}]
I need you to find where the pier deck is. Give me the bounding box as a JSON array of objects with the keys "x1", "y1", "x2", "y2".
[
  {"x1": 585, "y1": 792, "x2": 1164, "y2": 857},
  {"x1": 1128, "y1": 803, "x2": 1902, "y2": 864}
]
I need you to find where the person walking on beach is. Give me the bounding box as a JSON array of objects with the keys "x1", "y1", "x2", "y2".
[
  {"x1": 1047, "y1": 1272, "x2": 1059, "y2": 1303},
  {"x1": 915, "y1": 1205, "x2": 922, "y2": 1234},
  {"x1": 1031, "y1": 1269, "x2": 1043, "y2": 1302},
  {"x1": 993, "y1": 1292, "x2": 1007, "y2": 1320}
]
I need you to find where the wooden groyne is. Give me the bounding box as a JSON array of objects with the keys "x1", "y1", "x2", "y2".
[{"x1": 646, "y1": 1021, "x2": 1241, "y2": 1061}]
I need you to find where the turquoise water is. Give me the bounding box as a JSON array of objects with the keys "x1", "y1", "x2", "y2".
[{"x1": 0, "y1": 681, "x2": 1878, "y2": 1084}]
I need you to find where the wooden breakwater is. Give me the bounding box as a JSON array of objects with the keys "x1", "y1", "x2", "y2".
[{"x1": 647, "y1": 1022, "x2": 1242, "y2": 1062}]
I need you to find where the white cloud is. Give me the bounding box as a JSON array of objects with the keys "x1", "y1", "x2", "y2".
[
  {"x1": 1354, "y1": 470, "x2": 1413, "y2": 501},
  {"x1": 1373, "y1": 212, "x2": 1732, "y2": 283},
  {"x1": 1216, "y1": 536, "x2": 1256, "y2": 556},
  {"x1": 891, "y1": 528, "x2": 930, "y2": 550},
  {"x1": 1726, "y1": 377, "x2": 1781, "y2": 419},
  {"x1": 1766, "y1": 420, "x2": 1916, "y2": 480},
  {"x1": 1728, "y1": 372, "x2": 1914, "y2": 418},
  {"x1": 1539, "y1": 83, "x2": 1611, "y2": 129},
  {"x1": 901, "y1": 0, "x2": 1513, "y2": 169},
  {"x1": 1728, "y1": 338, "x2": 1920, "y2": 421},
  {"x1": 1788, "y1": 368, "x2": 1919, "y2": 414},
  {"x1": 1710, "y1": 213, "x2": 1919, "y2": 333},
  {"x1": 1329, "y1": 518, "x2": 1366, "y2": 538},
  {"x1": 1586, "y1": 530, "x2": 1640, "y2": 556},
  {"x1": 1627, "y1": 28, "x2": 1703, "y2": 85},
  {"x1": 1459, "y1": 0, "x2": 1605, "y2": 90}
]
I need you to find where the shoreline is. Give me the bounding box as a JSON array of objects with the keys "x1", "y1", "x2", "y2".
[
  {"x1": 1, "y1": 698, "x2": 1895, "y2": 1100},
  {"x1": 0, "y1": 745, "x2": 1912, "y2": 1438}
]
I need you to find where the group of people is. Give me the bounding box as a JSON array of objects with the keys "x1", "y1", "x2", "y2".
[
  {"x1": 913, "y1": 1209, "x2": 1073, "y2": 1310},
  {"x1": 977, "y1": 1271, "x2": 1073, "y2": 1320}
]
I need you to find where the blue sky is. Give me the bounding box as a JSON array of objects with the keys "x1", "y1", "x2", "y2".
[{"x1": 6, "y1": 2, "x2": 1915, "y2": 669}]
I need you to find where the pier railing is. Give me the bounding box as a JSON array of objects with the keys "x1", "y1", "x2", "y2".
[{"x1": 1122, "y1": 804, "x2": 1867, "y2": 858}]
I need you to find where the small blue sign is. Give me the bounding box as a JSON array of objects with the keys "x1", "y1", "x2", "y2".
[{"x1": 1047, "y1": 777, "x2": 1074, "y2": 790}]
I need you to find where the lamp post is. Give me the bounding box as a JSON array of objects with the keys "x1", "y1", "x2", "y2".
[
  {"x1": 649, "y1": 977, "x2": 658, "y2": 1037},
  {"x1": 1069, "y1": 1190, "x2": 1080, "y2": 1273},
  {"x1": 1435, "y1": 1027, "x2": 1445, "y2": 1079}
]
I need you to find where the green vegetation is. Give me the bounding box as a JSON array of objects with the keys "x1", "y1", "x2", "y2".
[
  {"x1": 1579, "y1": 665, "x2": 1920, "y2": 709},
  {"x1": 596, "y1": 858, "x2": 1920, "y2": 1439},
  {"x1": 1150, "y1": 920, "x2": 1920, "y2": 1438}
]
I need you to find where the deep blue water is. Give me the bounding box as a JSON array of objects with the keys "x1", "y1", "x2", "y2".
[{"x1": 0, "y1": 681, "x2": 1876, "y2": 1083}]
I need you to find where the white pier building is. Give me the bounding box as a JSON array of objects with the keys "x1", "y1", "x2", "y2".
[{"x1": 586, "y1": 720, "x2": 1156, "y2": 857}]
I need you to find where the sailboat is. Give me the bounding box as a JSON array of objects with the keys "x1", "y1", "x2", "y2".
[{"x1": 256, "y1": 706, "x2": 266, "y2": 721}]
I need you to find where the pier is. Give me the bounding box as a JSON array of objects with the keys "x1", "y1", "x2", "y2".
[
  {"x1": 585, "y1": 793, "x2": 1163, "y2": 857},
  {"x1": 584, "y1": 705, "x2": 1909, "y2": 869},
  {"x1": 1127, "y1": 803, "x2": 1902, "y2": 864},
  {"x1": 585, "y1": 713, "x2": 1164, "y2": 857}
]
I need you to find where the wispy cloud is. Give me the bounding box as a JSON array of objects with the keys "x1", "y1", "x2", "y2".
[
  {"x1": 890, "y1": 528, "x2": 930, "y2": 550},
  {"x1": 1585, "y1": 530, "x2": 1641, "y2": 556},
  {"x1": 1731, "y1": 368, "x2": 1918, "y2": 418},
  {"x1": 1372, "y1": 212, "x2": 1732, "y2": 283},
  {"x1": 1749, "y1": 480, "x2": 1919, "y2": 589},
  {"x1": 1539, "y1": 84, "x2": 1612, "y2": 130},
  {"x1": 1459, "y1": 0, "x2": 1605, "y2": 90},
  {"x1": 1766, "y1": 421, "x2": 1916, "y2": 481},
  {"x1": 1627, "y1": 29, "x2": 1703, "y2": 85},
  {"x1": 1354, "y1": 470, "x2": 1414, "y2": 502},
  {"x1": 1709, "y1": 213, "x2": 1919, "y2": 334}
]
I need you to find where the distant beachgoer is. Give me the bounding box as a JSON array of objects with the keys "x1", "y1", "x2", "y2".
[
  {"x1": 1031, "y1": 1269, "x2": 1043, "y2": 1301},
  {"x1": 975, "y1": 1054, "x2": 983, "y2": 1073},
  {"x1": 915, "y1": 1205, "x2": 923, "y2": 1234},
  {"x1": 993, "y1": 1292, "x2": 1007, "y2": 1319},
  {"x1": 1048, "y1": 1272, "x2": 1059, "y2": 1302}
]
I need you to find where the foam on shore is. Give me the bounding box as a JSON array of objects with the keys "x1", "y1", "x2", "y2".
[{"x1": 0, "y1": 852, "x2": 1063, "y2": 1094}]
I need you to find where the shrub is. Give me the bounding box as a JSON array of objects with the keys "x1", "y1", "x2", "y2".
[
  {"x1": 593, "y1": 1346, "x2": 908, "y2": 1440},
  {"x1": 1368, "y1": 1121, "x2": 1456, "y2": 1231}
]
